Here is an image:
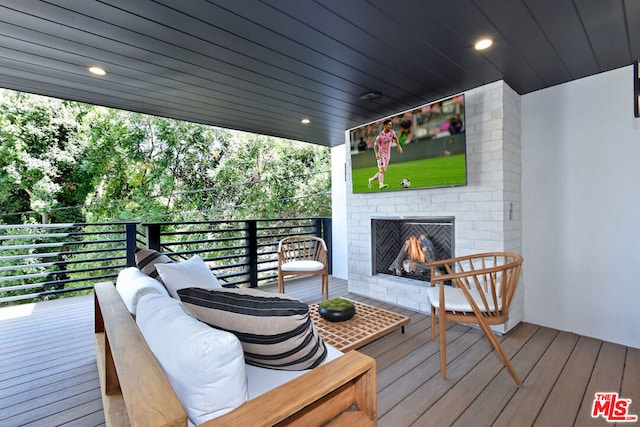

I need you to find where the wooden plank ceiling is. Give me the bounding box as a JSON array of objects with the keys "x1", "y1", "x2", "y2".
[{"x1": 0, "y1": 0, "x2": 638, "y2": 147}]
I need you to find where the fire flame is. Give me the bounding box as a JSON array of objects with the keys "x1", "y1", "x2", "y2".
[{"x1": 407, "y1": 236, "x2": 425, "y2": 262}]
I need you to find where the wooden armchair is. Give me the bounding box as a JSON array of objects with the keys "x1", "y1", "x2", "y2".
[
  {"x1": 426, "y1": 252, "x2": 524, "y2": 386},
  {"x1": 277, "y1": 236, "x2": 329, "y2": 300}
]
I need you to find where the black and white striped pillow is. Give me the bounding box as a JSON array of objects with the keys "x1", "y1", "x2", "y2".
[
  {"x1": 134, "y1": 249, "x2": 174, "y2": 284},
  {"x1": 177, "y1": 287, "x2": 327, "y2": 371}
]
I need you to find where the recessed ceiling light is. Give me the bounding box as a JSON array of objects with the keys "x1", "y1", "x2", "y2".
[
  {"x1": 301, "y1": 118, "x2": 311, "y2": 124},
  {"x1": 474, "y1": 38, "x2": 493, "y2": 50},
  {"x1": 88, "y1": 66, "x2": 107, "y2": 76}
]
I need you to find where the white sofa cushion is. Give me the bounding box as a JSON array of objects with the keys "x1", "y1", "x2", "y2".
[
  {"x1": 280, "y1": 260, "x2": 325, "y2": 272},
  {"x1": 115, "y1": 267, "x2": 169, "y2": 315},
  {"x1": 245, "y1": 344, "x2": 343, "y2": 399},
  {"x1": 178, "y1": 287, "x2": 327, "y2": 371},
  {"x1": 155, "y1": 255, "x2": 222, "y2": 298},
  {"x1": 136, "y1": 293, "x2": 248, "y2": 425}
]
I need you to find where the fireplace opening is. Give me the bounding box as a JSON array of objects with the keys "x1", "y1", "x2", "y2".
[
  {"x1": 371, "y1": 217, "x2": 454, "y2": 282},
  {"x1": 391, "y1": 234, "x2": 434, "y2": 277}
]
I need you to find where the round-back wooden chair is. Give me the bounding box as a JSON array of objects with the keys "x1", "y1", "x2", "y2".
[
  {"x1": 426, "y1": 252, "x2": 524, "y2": 386},
  {"x1": 277, "y1": 236, "x2": 329, "y2": 300}
]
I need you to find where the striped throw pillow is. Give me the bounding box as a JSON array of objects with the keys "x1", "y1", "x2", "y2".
[
  {"x1": 135, "y1": 249, "x2": 174, "y2": 284},
  {"x1": 177, "y1": 287, "x2": 327, "y2": 371}
]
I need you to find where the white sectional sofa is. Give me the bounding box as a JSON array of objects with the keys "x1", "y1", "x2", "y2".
[{"x1": 94, "y1": 266, "x2": 377, "y2": 426}]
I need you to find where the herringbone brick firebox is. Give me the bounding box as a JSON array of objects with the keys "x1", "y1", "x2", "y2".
[{"x1": 371, "y1": 217, "x2": 454, "y2": 282}]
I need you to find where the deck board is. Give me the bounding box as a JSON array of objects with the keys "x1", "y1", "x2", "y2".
[
  {"x1": 0, "y1": 276, "x2": 637, "y2": 427},
  {"x1": 575, "y1": 341, "x2": 628, "y2": 427},
  {"x1": 621, "y1": 347, "x2": 640, "y2": 420},
  {"x1": 534, "y1": 335, "x2": 601, "y2": 426},
  {"x1": 488, "y1": 330, "x2": 579, "y2": 427}
]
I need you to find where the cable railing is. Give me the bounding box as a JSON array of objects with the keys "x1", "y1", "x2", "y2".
[{"x1": 0, "y1": 217, "x2": 331, "y2": 306}]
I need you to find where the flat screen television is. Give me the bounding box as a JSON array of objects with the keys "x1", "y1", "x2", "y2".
[{"x1": 349, "y1": 93, "x2": 467, "y2": 193}]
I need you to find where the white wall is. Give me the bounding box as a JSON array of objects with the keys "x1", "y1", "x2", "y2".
[
  {"x1": 330, "y1": 145, "x2": 348, "y2": 279},
  {"x1": 522, "y1": 65, "x2": 640, "y2": 348}
]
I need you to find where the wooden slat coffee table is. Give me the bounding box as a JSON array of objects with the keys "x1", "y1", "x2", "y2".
[{"x1": 308, "y1": 300, "x2": 411, "y2": 352}]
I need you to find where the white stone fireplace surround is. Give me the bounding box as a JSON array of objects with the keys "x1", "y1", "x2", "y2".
[{"x1": 344, "y1": 81, "x2": 523, "y2": 333}]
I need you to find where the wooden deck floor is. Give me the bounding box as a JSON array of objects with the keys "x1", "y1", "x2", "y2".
[{"x1": 1, "y1": 276, "x2": 638, "y2": 426}]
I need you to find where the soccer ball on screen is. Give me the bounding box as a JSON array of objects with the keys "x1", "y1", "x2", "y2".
[{"x1": 400, "y1": 178, "x2": 411, "y2": 188}]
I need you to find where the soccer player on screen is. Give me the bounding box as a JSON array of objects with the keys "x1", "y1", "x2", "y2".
[{"x1": 368, "y1": 119, "x2": 403, "y2": 190}]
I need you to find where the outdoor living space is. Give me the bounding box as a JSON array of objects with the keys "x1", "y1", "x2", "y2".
[
  {"x1": 1, "y1": 3, "x2": 640, "y2": 426},
  {"x1": 1, "y1": 275, "x2": 638, "y2": 427}
]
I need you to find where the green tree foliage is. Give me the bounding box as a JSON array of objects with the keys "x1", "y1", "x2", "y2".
[
  {"x1": 0, "y1": 90, "x2": 331, "y2": 224},
  {"x1": 207, "y1": 132, "x2": 331, "y2": 219},
  {"x1": 83, "y1": 109, "x2": 234, "y2": 221},
  {"x1": 0, "y1": 91, "x2": 91, "y2": 223}
]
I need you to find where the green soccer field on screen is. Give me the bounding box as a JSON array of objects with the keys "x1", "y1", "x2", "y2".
[{"x1": 351, "y1": 154, "x2": 466, "y2": 193}]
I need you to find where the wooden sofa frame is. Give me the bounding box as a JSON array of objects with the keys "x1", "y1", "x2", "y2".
[{"x1": 94, "y1": 281, "x2": 377, "y2": 426}]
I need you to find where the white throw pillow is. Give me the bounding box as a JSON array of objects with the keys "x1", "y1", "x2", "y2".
[
  {"x1": 136, "y1": 293, "x2": 248, "y2": 425},
  {"x1": 155, "y1": 255, "x2": 222, "y2": 298},
  {"x1": 115, "y1": 267, "x2": 170, "y2": 315}
]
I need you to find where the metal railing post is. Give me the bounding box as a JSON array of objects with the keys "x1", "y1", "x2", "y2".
[
  {"x1": 247, "y1": 220, "x2": 258, "y2": 288},
  {"x1": 125, "y1": 223, "x2": 137, "y2": 267},
  {"x1": 146, "y1": 224, "x2": 162, "y2": 251},
  {"x1": 322, "y1": 217, "x2": 332, "y2": 274},
  {"x1": 311, "y1": 218, "x2": 322, "y2": 238}
]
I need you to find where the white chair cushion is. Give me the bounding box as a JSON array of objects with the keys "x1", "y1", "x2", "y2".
[
  {"x1": 115, "y1": 267, "x2": 170, "y2": 315},
  {"x1": 156, "y1": 255, "x2": 222, "y2": 298},
  {"x1": 427, "y1": 285, "x2": 502, "y2": 312},
  {"x1": 136, "y1": 293, "x2": 248, "y2": 425},
  {"x1": 280, "y1": 260, "x2": 325, "y2": 272}
]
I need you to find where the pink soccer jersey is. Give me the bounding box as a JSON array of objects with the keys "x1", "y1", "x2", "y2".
[
  {"x1": 375, "y1": 129, "x2": 395, "y2": 156},
  {"x1": 375, "y1": 129, "x2": 395, "y2": 169}
]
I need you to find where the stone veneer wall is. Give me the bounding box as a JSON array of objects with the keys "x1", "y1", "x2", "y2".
[{"x1": 345, "y1": 80, "x2": 523, "y2": 332}]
